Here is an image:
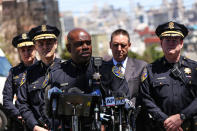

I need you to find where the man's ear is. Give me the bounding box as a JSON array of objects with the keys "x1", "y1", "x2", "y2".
[
  {"x1": 66, "y1": 43, "x2": 71, "y2": 53},
  {"x1": 180, "y1": 39, "x2": 184, "y2": 49},
  {"x1": 128, "y1": 42, "x2": 131, "y2": 48}
]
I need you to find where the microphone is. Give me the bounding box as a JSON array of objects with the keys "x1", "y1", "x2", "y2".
[
  {"x1": 48, "y1": 86, "x2": 62, "y2": 99},
  {"x1": 124, "y1": 98, "x2": 135, "y2": 111},
  {"x1": 47, "y1": 87, "x2": 62, "y2": 114},
  {"x1": 90, "y1": 89, "x2": 102, "y2": 96}
]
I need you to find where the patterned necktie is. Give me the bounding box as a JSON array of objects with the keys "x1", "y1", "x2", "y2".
[{"x1": 117, "y1": 63, "x2": 124, "y2": 78}]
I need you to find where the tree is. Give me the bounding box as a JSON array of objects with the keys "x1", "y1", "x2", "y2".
[
  {"x1": 61, "y1": 48, "x2": 71, "y2": 60},
  {"x1": 128, "y1": 44, "x2": 163, "y2": 63}
]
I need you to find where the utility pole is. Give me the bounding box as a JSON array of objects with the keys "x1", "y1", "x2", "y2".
[
  {"x1": 15, "y1": 0, "x2": 21, "y2": 35},
  {"x1": 42, "y1": 0, "x2": 47, "y2": 24}
]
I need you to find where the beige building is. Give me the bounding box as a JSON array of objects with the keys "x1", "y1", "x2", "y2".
[{"x1": 91, "y1": 33, "x2": 110, "y2": 59}]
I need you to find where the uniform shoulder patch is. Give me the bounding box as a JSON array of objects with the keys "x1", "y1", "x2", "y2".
[
  {"x1": 112, "y1": 66, "x2": 124, "y2": 79},
  {"x1": 141, "y1": 67, "x2": 148, "y2": 82},
  {"x1": 20, "y1": 72, "x2": 26, "y2": 86},
  {"x1": 42, "y1": 73, "x2": 50, "y2": 88}
]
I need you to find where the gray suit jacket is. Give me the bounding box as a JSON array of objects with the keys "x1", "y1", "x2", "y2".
[{"x1": 108, "y1": 57, "x2": 147, "y2": 98}]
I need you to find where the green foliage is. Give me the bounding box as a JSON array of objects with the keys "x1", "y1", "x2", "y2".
[
  {"x1": 128, "y1": 51, "x2": 143, "y2": 60},
  {"x1": 61, "y1": 48, "x2": 71, "y2": 60},
  {"x1": 128, "y1": 44, "x2": 163, "y2": 63}
]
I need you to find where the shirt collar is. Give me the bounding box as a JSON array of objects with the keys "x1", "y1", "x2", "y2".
[{"x1": 112, "y1": 57, "x2": 128, "y2": 69}]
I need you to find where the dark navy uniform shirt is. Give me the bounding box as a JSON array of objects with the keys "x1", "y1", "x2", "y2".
[
  {"x1": 17, "y1": 58, "x2": 61, "y2": 130},
  {"x1": 140, "y1": 56, "x2": 197, "y2": 122},
  {"x1": 3, "y1": 62, "x2": 29, "y2": 118},
  {"x1": 50, "y1": 58, "x2": 130, "y2": 97},
  {"x1": 51, "y1": 58, "x2": 100, "y2": 93}
]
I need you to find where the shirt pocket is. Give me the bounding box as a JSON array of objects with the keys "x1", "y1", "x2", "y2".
[
  {"x1": 152, "y1": 79, "x2": 170, "y2": 98},
  {"x1": 28, "y1": 84, "x2": 42, "y2": 105}
]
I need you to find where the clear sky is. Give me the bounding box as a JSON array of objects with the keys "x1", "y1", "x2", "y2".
[{"x1": 58, "y1": 0, "x2": 195, "y2": 15}]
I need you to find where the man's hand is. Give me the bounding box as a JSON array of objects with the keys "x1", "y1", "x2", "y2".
[
  {"x1": 178, "y1": 127, "x2": 183, "y2": 131},
  {"x1": 164, "y1": 114, "x2": 183, "y2": 131},
  {"x1": 33, "y1": 125, "x2": 48, "y2": 131},
  {"x1": 17, "y1": 116, "x2": 25, "y2": 124}
]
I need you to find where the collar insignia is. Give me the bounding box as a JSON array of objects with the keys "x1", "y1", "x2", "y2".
[{"x1": 13, "y1": 75, "x2": 19, "y2": 79}]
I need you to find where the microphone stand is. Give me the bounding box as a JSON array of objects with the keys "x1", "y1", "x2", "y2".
[
  {"x1": 92, "y1": 57, "x2": 103, "y2": 131},
  {"x1": 119, "y1": 106, "x2": 123, "y2": 131},
  {"x1": 72, "y1": 105, "x2": 78, "y2": 131}
]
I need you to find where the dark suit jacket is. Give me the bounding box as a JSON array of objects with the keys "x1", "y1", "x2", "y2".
[{"x1": 107, "y1": 57, "x2": 147, "y2": 98}]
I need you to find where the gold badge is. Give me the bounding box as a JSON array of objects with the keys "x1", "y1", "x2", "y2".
[
  {"x1": 22, "y1": 33, "x2": 27, "y2": 39},
  {"x1": 87, "y1": 102, "x2": 91, "y2": 107},
  {"x1": 41, "y1": 25, "x2": 47, "y2": 32},
  {"x1": 184, "y1": 68, "x2": 191, "y2": 74},
  {"x1": 168, "y1": 22, "x2": 174, "y2": 29},
  {"x1": 13, "y1": 75, "x2": 19, "y2": 79}
]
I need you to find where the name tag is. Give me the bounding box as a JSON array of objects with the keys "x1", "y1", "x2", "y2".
[
  {"x1": 105, "y1": 97, "x2": 115, "y2": 106},
  {"x1": 60, "y1": 83, "x2": 68, "y2": 87},
  {"x1": 115, "y1": 98, "x2": 125, "y2": 105}
]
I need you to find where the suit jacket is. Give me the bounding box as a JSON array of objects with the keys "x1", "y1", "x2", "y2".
[{"x1": 107, "y1": 57, "x2": 147, "y2": 98}]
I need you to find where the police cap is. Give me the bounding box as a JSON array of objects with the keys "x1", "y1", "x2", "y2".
[
  {"x1": 12, "y1": 33, "x2": 34, "y2": 48},
  {"x1": 29, "y1": 25, "x2": 60, "y2": 41},
  {"x1": 155, "y1": 21, "x2": 188, "y2": 39}
]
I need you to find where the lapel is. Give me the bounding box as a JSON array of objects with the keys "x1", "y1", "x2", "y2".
[
  {"x1": 125, "y1": 58, "x2": 135, "y2": 82},
  {"x1": 108, "y1": 59, "x2": 114, "y2": 68}
]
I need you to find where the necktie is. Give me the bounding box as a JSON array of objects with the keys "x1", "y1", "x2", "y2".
[
  {"x1": 117, "y1": 63, "x2": 123, "y2": 74},
  {"x1": 116, "y1": 62, "x2": 122, "y2": 67}
]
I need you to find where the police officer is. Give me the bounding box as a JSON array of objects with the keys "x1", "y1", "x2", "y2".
[
  {"x1": 48, "y1": 28, "x2": 129, "y2": 130},
  {"x1": 48, "y1": 28, "x2": 99, "y2": 130},
  {"x1": 17, "y1": 25, "x2": 61, "y2": 131},
  {"x1": 140, "y1": 21, "x2": 197, "y2": 131},
  {"x1": 3, "y1": 33, "x2": 36, "y2": 131},
  {"x1": 50, "y1": 28, "x2": 109, "y2": 94}
]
